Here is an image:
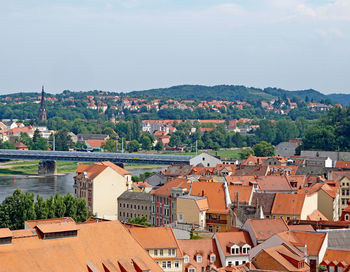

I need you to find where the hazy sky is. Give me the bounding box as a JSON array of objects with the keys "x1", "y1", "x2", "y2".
[{"x1": 1, "y1": 0, "x2": 349, "y2": 94}]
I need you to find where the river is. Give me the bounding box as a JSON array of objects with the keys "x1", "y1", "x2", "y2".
[{"x1": 0, "y1": 167, "x2": 165, "y2": 203}]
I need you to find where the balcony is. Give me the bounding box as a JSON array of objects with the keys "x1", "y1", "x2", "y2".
[{"x1": 206, "y1": 219, "x2": 227, "y2": 225}]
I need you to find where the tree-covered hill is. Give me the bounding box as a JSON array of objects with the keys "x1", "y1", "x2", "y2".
[
  {"x1": 328, "y1": 93, "x2": 350, "y2": 106},
  {"x1": 127, "y1": 84, "x2": 333, "y2": 103}
]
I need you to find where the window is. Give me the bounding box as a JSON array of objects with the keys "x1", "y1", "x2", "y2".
[
  {"x1": 189, "y1": 269, "x2": 196, "y2": 272},
  {"x1": 172, "y1": 249, "x2": 176, "y2": 256},
  {"x1": 298, "y1": 262, "x2": 304, "y2": 269},
  {"x1": 345, "y1": 214, "x2": 349, "y2": 221},
  {"x1": 160, "y1": 249, "x2": 163, "y2": 256},
  {"x1": 228, "y1": 261, "x2": 232, "y2": 265},
  {"x1": 174, "y1": 261, "x2": 179, "y2": 268},
  {"x1": 235, "y1": 261, "x2": 239, "y2": 266},
  {"x1": 162, "y1": 261, "x2": 167, "y2": 269},
  {"x1": 339, "y1": 267, "x2": 343, "y2": 272},
  {"x1": 329, "y1": 266, "x2": 335, "y2": 272},
  {"x1": 167, "y1": 261, "x2": 171, "y2": 268},
  {"x1": 215, "y1": 226, "x2": 220, "y2": 232},
  {"x1": 210, "y1": 254, "x2": 216, "y2": 263},
  {"x1": 208, "y1": 226, "x2": 213, "y2": 232},
  {"x1": 196, "y1": 255, "x2": 202, "y2": 263},
  {"x1": 154, "y1": 249, "x2": 158, "y2": 256},
  {"x1": 184, "y1": 256, "x2": 189, "y2": 263},
  {"x1": 178, "y1": 213, "x2": 183, "y2": 222},
  {"x1": 242, "y1": 247, "x2": 247, "y2": 254},
  {"x1": 235, "y1": 248, "x2": 239, "y2": 254},
  {"x1": 168, "y1": 249, "x2": 171, "y2": 255}
]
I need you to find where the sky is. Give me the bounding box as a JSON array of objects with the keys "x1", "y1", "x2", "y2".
[{"x1": 0, "y1": 0, "x2": 349, "y2": 94}]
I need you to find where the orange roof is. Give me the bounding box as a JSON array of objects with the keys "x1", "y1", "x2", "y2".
[
  {"x1": 307, "y1": 210, "x2": 328, "y2": 221},
  {"x1": 178, "y1": 239, "x2": 222, "y2": 269},
  {"x1": 271, "y1": 193, "x2": 306, "y2": 216},
  {"x1": 228, "y1": 185, "x2": 253, "y2": 204},
  {"x1": 0, "y1": 221, "x2": 163, "y2": 272},
  {"x1": 97, "y1": 161, "x2": 131, "y2": 176},
  {"x1": 76, "y1": 164, "x2": 108, "y2": 180},
  {"x1": 0, "y1": 228, "x2": 12, "y2": 238},
  {"x1": 256, "y1": 176, "x2": 292, "y2": 191},
  {"x1": 299, "y1": 183, "x2": 339, "y2": 199},
  {"x1": 86, "y1": 139, "x2": 105, "y2": 148},
  {"x1": 225, "y1": 176, "x2": 257, "y2": 186},
  {"x1": 215, "y1": 231, "x2": 253, "y2": 257},
  {"x1": 196, "y1": 198, "x2": 209, "y2": 211},
  {"x1": 287, "y1": 224, "x2": 314, "y2": 232},
  {"x1": 322, "y1": 249, "x2": 350, "y2": 264},
  {"x1": 128, "y1": 226, "x2": 183, "y2": 257},
  {"x1": 278, "y1": 231, "x2": 327, "y2": 256},
  {"x1": 336, "y1": 161, "x2": 350, "y2": 169},
  {"x1": 151, "y1": 177, "x2": 190, "y2": 197},
  {"x1": 190, "y1": 182, "x2": 229, "y2": 214},
  {"x1": 243, "y1": 154, "x2": 269, "y2": 165},
  {"x1": 246, "y1": 218, "x2": 289, "y2": 242},
  {"x1": 25, "y1": 217, "x2": 75, "y2": 230},
  {"x1": 255, "y1": 244, "x2": 309, "y2": 271},
  {"x1": 36, "y1": 222, "x2": 79, "y2": 234}
]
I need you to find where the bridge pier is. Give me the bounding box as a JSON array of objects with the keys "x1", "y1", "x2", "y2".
[{"x1": 38, "y1": 160, "x2": 57, "y2": 175}]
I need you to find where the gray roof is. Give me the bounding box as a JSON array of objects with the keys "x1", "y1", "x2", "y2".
[
  {"x1": 320, "y1": 229, "x2": 350, "y2": 249},
  {"x1": 275, "y1": 142, "x2": 297, "y2": 157},
  {"x1": 77, "y1": 134, "x2": 109, "y2": 141},
  {"x1": 144, "y1": 172, "x2": 167, "y2": 188},
  {"x1": 163, "y1": 164, "x2": 192, "y2": 176},
  {"x1": 118, "y1": 191, "x2": 152, "y2": 201},
  {"x1": 296, "y1": 166, "x2": 326, "y2": 176}
]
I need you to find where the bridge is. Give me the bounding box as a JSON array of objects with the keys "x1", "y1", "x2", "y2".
[{"x1": 0, "y1": 149, "x2": 192, "y2": 174}]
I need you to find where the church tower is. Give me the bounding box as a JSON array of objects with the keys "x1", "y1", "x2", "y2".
[{"x1": 38, "y1": 85, "x2": 47, "y2": 121}]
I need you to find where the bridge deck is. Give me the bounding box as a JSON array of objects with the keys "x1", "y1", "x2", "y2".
[{"x1": 0, "y1": 149, "x2": 192, "y2": 165}]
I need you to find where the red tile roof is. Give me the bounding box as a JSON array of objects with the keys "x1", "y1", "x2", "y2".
[{"x1": 271, "y1": 193, "x2": 306, "y2": 216}]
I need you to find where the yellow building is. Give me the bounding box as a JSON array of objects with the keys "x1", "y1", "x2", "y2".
[
  {"x1": 177, "y1": 195, "x2": 208, "y2": 229},
  {"x1": 74, "y1": 161, "x2": 131, "y2": 219},
  {"x1": 129, "y1": 226, "x2": 184, "y2": 272}
]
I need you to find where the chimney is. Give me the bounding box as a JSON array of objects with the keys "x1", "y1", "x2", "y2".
[{"x1": 201, "y1": 190, "x2": 205, "y2": 197}]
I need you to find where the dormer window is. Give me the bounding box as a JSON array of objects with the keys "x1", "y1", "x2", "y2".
[
  {"x1": 184, "y1": 256, "x2": 189, "y2": 263},
  {"x1": 345, "y1": 214, "x2": 349, "y2": 221},
  {"x1": 298, "y1": 262, "x2": 304, "y2": 269},
  {"x1": 210, "y1": 254, "x2": 216, "y2": 263},
  {"x1": 196, "y1": 255, "x2": 202, "y2": 263}
]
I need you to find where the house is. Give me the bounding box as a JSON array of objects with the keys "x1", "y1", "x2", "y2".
[
  {"x1": 0, "y1": 220, "x2": 163, "y2": 272},
  {"x1": 251, "y1": 244, "x2": 310, "y2": 272},
  {"x1": 190, "y1": 182, "x2": 232, "y2": 232},
  {"x1": 299, "y1": 183, "x2": 340, "y2": 221},
  {"x1": 214, "y1": 231, "x2": 253, "y2": 266},
  {"x1": 15, "y1": 142, "x2": 28, "y2": 150},
  {"x1": 117, "y1": 191, "x2": 152, "y2": 223},
  {"x1": 251, "y1": 192, "x2": 276, "y2": 218},
  {"x1": 151, "y1": 177, "x2": 191, "y2": 226},
  {"x1": 74, "y1": 161, "x2": 131, "y2": 219},
  {"x1": 340, "y1": 201, "x2": 350, "y2": 221},
  {"x1": 249, "y1": 230, "x2": 328, "y2": 272},
  {"x1": 320, "y1": 249, "x2": 350, "y2": 272},
  {"x1": 144, "y1": 172, "x2": 167, "y2": 190},
  {"x1": 162, "y1": 165, "x2": 193, "y2": 182},
  {"x1": 270, "y1": 193, "x2": 317, "y2": 220},
  {"x1": 242, "y1": 218, "x2": 289, "y2": 246},
  {"x1": 243, "y1": 154, "x2": 269, "y2": 166},
  {"x1": 129, "y1": 226, "x2": 184, "y2": 272},
  {"x1": 176, "y1": 195, "x2": 208, "y2": 229},
  {"x1": 255, "y1": 176, "x2": 293, "y2": 193},
  {"x1": 190, "y1": 153, "x2": 222, "y2": 167},
  {"x1": 233, "y1": 165, "x2": 268, "y2": 176},
  {"x1": 178, "y1": 238, "x2": 222, "y2": 272},
  {"x1": 335, "y1": 161, "x2": 350, "y2": 169}
]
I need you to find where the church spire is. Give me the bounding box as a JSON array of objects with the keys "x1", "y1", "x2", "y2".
[{"x1": 38, "y1": 85, "x2": 47, "y2": 121}]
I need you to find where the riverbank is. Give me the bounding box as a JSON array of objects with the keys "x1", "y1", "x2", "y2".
[{"x1": 0, "y1": 160, "x2": 167, "y2": 176}]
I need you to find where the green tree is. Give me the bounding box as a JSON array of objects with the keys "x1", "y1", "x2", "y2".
[
  {"x1": 302, "y1": 125, "x2": 337, "y2": 151},
  {"x1": 155, "y1": 141, "x2": 163, "y2": 151},
  {"x1": 128, "y1": 216, "x2": 151, "y2": 226},
  {"x1": 18, "y1": 132, "x2": 32, "y2": 147},
  {"x1": 140, "y1": 135, "x2": 152, "y2": 150},
  {"x1": 239, "y1": 148, "x2": 254, "y2": 159},
  {"x1": 252, "y1": 141, "x2": 275, "y2": 157},
  {"x1": 127, "y1": 140, "x2": 140, "y2": 153},
  {"x1": 55, "y1": 130, "x2": 72, "y2": 151},
  {"x1": 34, "y1": 195, "x2": 48, "y2": 219},
  {"x1": 101, "y1": 139, "x2": 117, "y2": 152},
  {"x1": 275, "y1": 119, "x2": 297, "y2": 144},
  {"x1": 0, "y1": 141, "x2": 16, "y2": 149}
]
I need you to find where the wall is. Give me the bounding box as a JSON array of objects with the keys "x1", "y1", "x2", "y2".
[
  {"x1": 93, "y1": 167, "x2": 127, "y2": 219},
  {"x1": 318, "y1": 190, "x2": 334, "y2": 221},
  {"x1": 301, "y1": 193, "x2": 318, "y2": 220},
  {"x1": 301, "y1": 150, "x2": 350, "y2": 161},
  {"x1": 190, "y1": 153, "x2": 222, "y2": 167},
  {"x1": 176, "y1": 198, "x2": 201, "y2": 227}
]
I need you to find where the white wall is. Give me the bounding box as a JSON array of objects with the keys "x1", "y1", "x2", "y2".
[
  {"x1": 93, "y1": 167, "x2": 127, "y2": 219},
  {"x1": 190, "y1": 153, "x2": 222, "y2": 167}
]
